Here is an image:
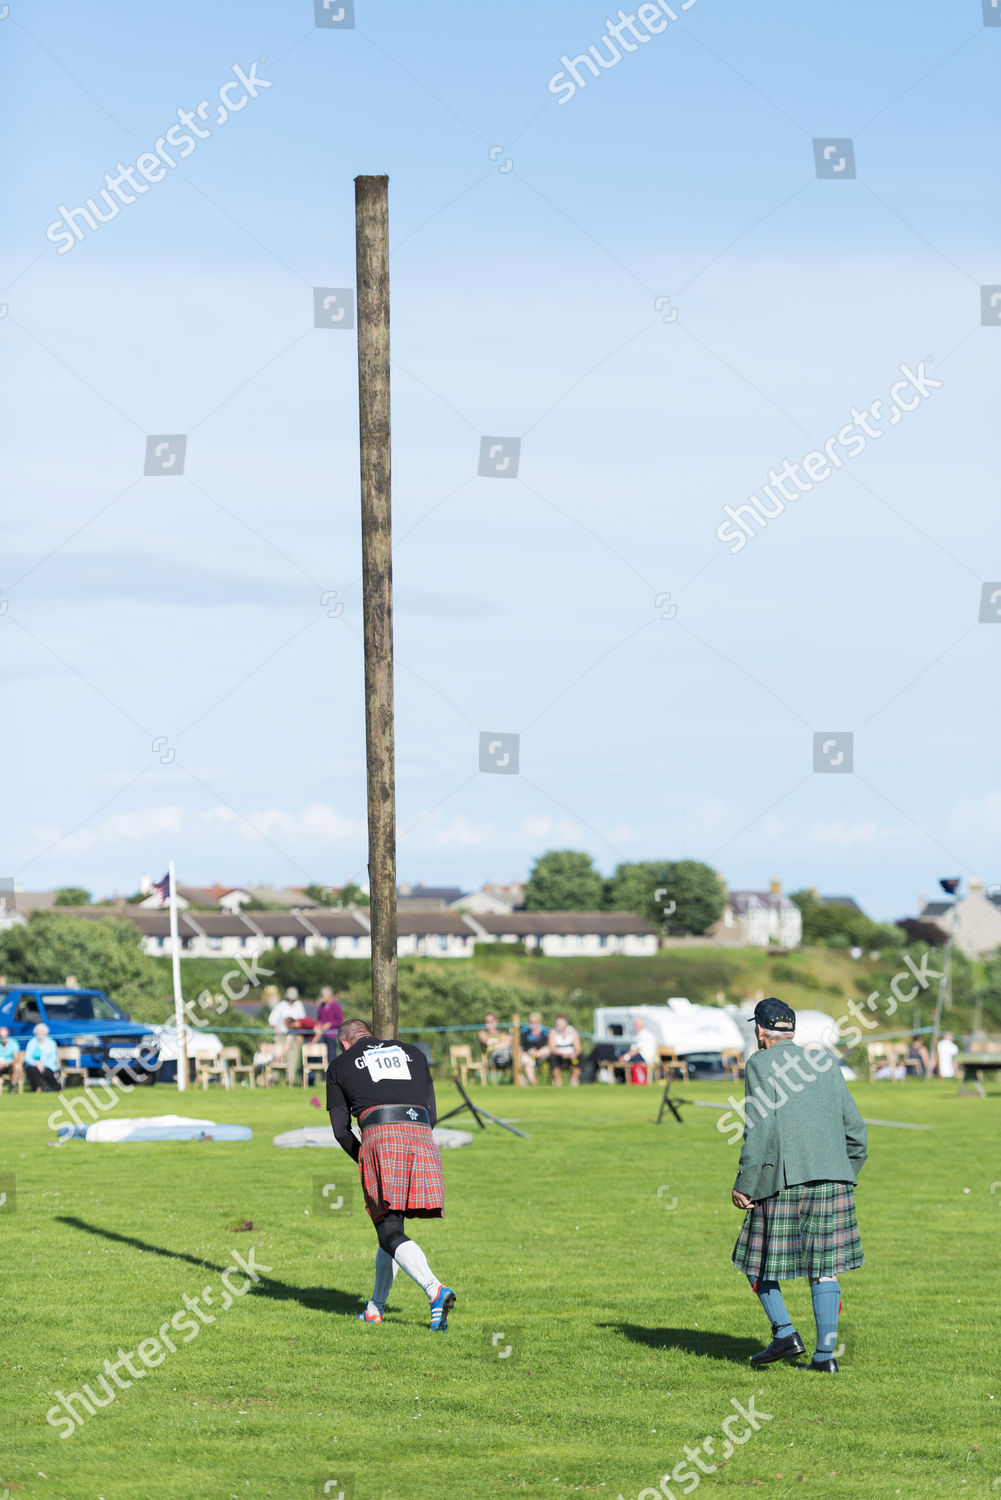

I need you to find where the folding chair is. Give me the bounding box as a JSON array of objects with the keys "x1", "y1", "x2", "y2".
[
  {"x1": 449, "y1": 1044, "x2": 487, "y2": 1088},
  {"x1": 656, "y1": 1046, "x2": 689, "y2": 1084},
  {"x1": 57, "y1": 1046, "x2": 89, "y2": 1089},
  {"x1": 301, "y1": 1042, "x2": 329, "y2": 1088},
  {"x1": 195, "y1": 1051, "x2": 230, "y2": 1089},
  {"x1": 220, "y1": 1045, "x2": 255, "y2": 1088}
]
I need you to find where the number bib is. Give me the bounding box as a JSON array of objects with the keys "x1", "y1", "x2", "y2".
[{"x1": 361, "y1": 1045, "x2": 412, "y2": 1084}]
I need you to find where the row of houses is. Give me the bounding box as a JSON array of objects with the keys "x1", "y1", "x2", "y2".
[{"x1": 15, "y1": 905, "x2": 660, "y2": 961}]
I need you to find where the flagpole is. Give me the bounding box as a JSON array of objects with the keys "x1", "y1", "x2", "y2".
[{"x1": 169, "y1": 860, "x2": 188, "y2": 1092}]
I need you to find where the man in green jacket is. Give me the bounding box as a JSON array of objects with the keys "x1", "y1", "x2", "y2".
[{"x1": 731, "y1": 998, "x2": 867, "y2": 1372}]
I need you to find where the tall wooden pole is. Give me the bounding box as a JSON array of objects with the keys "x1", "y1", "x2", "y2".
[{"x1": 355, "y1": 174, "x2": 398, "y2": 1041}]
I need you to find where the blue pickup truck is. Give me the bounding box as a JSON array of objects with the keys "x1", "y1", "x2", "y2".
[{"x1": 0, "y1": 985, "x2": 159, "y2": 1082}]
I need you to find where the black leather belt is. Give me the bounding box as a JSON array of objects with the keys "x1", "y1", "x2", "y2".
[{"x1": 360, "y1": 1105, "x2": 431, "y2": 1131}]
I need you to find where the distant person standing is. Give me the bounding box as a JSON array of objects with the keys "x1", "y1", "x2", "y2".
[
  {"x1": 907, "y1": 1035, "x2": 931, "y2": 1077},
  {"x1": 314, "y1": 986, "x2": 344, "y2": 1050},
  {"x1": 730, "y1": 998, "x2": 867, "y2": 1373},
  {"x1": 326, "y1": 1018, "x2": 456, "y2": 1330},
  {"x1": 936, "y1": 1031, "x2": 959, "y2": 1080},
  {"x1": 24, "y1": 1023, "x2": 61, "y2": 1093}
]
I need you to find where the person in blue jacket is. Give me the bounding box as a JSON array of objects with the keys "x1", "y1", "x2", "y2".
[{"x1": 24, "y1": 1023, "x2": 61, "y2": 1093}]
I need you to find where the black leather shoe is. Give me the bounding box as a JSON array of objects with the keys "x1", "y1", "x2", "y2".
[
  {"x1": 808, "y1": 1358, "x2": 839, "y2": 1372},
  {"x1": 749, "y1": 1325, "x2": 806, "y2": 1366}
]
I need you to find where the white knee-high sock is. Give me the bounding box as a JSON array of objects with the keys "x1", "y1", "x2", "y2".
[
  {"x1": 393, "y1": 1238, "x2": 441, "y2": 1300},
  {"x1": 368, "y1": 1248, "x2": 398, "y2": 1314}
]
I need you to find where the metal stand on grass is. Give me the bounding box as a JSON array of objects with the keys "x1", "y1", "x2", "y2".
[
  {"x1": 437, "y1": 1076, "x2": 530, "y2": 1138},
  {"x1": 655, "y1": 1075, "x2": 687, "y2": 1125}
]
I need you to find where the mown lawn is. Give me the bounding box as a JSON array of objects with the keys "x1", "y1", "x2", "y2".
[{"x1": 2, "y1": 1077, "x2": 998, "y2": 1499}]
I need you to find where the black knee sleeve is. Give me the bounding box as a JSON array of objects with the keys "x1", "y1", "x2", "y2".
[{"x1": 375, "y1": 1212, "x2": 409, "y2": 1257}]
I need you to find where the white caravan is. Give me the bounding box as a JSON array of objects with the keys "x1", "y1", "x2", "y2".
[
  {"x1": 591, "y1": 998, "x2": 746, "y2": 1077},
  {"x1": 728, "y1": 1000, "x2": 855, "y2": 1079}
]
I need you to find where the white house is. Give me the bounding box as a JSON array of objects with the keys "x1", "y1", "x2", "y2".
[
  {"x1": 448, "y1": 889, "x2": 515, "y2": 916},
  {"x1": 711, "y1": 881, "x2": 802, "y2": 948},
  {"x1": 295, "y1": 909, "x2": 372, "y2": 959},
  {"x1": 468, "y1": 912, "x2": 659, "y2": 956},
  {"x1": 916, "y1": 878, "x2": 1001, "y2": 959},
  {"x1": 396, "y1": 912, "x2": 476, "y2": 958},
  {"x1": 0, "y1": 882, "x2": 25, "y2": 933}
]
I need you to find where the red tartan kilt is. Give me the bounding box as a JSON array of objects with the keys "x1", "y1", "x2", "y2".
[{"x1": 357, "y1": 1114, "x2": 444, "y2": 1223}]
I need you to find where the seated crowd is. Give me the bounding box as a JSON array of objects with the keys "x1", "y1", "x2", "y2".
[{"x1": 477, "y1": 1011, "x2": 585, "y2": 1086}]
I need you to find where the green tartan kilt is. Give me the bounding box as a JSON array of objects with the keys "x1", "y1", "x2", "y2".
[{"x1": 732, "y1": 1180, "x2": 863, "y2": 1281}]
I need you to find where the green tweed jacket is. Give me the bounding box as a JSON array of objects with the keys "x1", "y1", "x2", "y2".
[{"x1": 733, "y1": 1041, "x2": 868, "y2": 1202}]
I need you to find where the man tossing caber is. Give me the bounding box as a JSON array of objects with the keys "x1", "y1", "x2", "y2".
[{"x1": 326, "y1": 1017, "x2": 456, "y2": 1331}]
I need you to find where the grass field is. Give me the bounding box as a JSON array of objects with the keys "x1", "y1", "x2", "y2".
[{"x1": 3, "y1": 1077, "x2": 998, "y2": 1500}]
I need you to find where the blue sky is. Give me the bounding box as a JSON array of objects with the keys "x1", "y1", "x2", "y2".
[{"x1": 2, "y1": 0, "x2": 999, "y2": 919}]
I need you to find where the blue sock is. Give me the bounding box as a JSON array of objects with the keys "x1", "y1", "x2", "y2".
[
  {"x1": 810, "y1": 1278, "x2": 841, "y2": 1362},
  {"x1": 746, "y1": 1274, "x2": 795, "y2": 1337}
]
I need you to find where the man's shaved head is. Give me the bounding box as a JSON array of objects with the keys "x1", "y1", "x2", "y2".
[{"x1": 339, "y1": 1017, "x2": 374, "y2": 1050}]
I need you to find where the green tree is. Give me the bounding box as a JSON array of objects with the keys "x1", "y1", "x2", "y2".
[
  {"x1": 340, "y1": 881, "x2": 370, "y2": 907},
  {"x1": 606, "y1": 861, "x2": 675, "y2": 924},
  {"x1": 0, "y1": 912, "x2": 167, "y2": 1019},
  {"x1": 790, "y1": 892, "x2": 903, "y2": 950},
  {"x1": 609, "y1": 859, "x2": 724, "y2": 934},
  {"x1": 524, "y1": 850, "x2": 604, "y2": 911},
  {"x1": 53, "y1": 887, "x2": 91, "y2": 907},
  {"x1": 303, "y1": 882, "x2": 369, "y2": 908}
]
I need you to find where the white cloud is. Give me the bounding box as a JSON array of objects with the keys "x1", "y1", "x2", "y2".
[
  {"x1": 201, "y1": 802, "x2": 366, "y2": 842},
  {"x1": 702, "y1": 799, "x2": 727, "y2": 828},
  {"x1": 429, "y1": 816, "x2": 494, "y2": 848},
  {"x1": 951, "y1": 794, "x2": 1001, "y2": 835},
  {"x1": 515, "y1": 816, "x2": 584, "y2": 844},
  {"x1": 28, "y1": 805, "x2": 185, "y2": 857},
  {"x1": 810, "y1": 820, "x2": 880, "y2": 846}
]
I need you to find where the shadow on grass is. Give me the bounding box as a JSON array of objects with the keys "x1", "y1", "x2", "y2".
[
  {"x1": 601, "y1": 1322, "x2": 760, "y2": 1364},
  {"x1": 56, "y1": 1215, "x2": 360, "y2": 1316}
]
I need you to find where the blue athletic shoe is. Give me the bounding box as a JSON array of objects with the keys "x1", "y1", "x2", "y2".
[
  {"x1": 356, "y1": 1306, "x2": 383, "y2": 1323},
  {"x1": 429, "y1": 1285, "x2": 456, "y2": 1331}
]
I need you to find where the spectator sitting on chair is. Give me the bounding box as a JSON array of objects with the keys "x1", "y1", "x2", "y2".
[
  {"x1": 907, "y1": 1035, "x2": 931, "y2": 1077},
  {"x1": 0, "y1": 1027, "x2": 21, "y2": 1091},
  {"x1": 314, "y1": 986, "x2": 344, "y2": 1049},
  {"x1": 620, "y1": 1015, "x2": 658, "y2": 1077},
  {"x1": 519, "y1": 1012, "x2": 550, "y2": 1085},
  {"x1": 548, "y1": 1014, "x2": 582, "y2": 1086},
  {"x1": 24, "y1": 1023, "x2": 61, "y2": 1093},
  {"x1": 478, "y1": 1013, "x2": 513, "y2": 1072},
  {"x1": 253, "y1": 1043, "x2": 277, "y2": 1085}
]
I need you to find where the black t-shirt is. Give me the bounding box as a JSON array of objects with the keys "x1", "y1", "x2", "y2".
[{"x1": 326, "y1": 1037, "x2": 436, "y2": 1121}]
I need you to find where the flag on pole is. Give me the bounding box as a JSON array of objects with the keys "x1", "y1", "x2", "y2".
[
  {"x1": 150, "y1": 873, "x2": 171, "y2": 907},
  {"x1": 166, "y1": 862, "x2": 187, "y2": 1092}
]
